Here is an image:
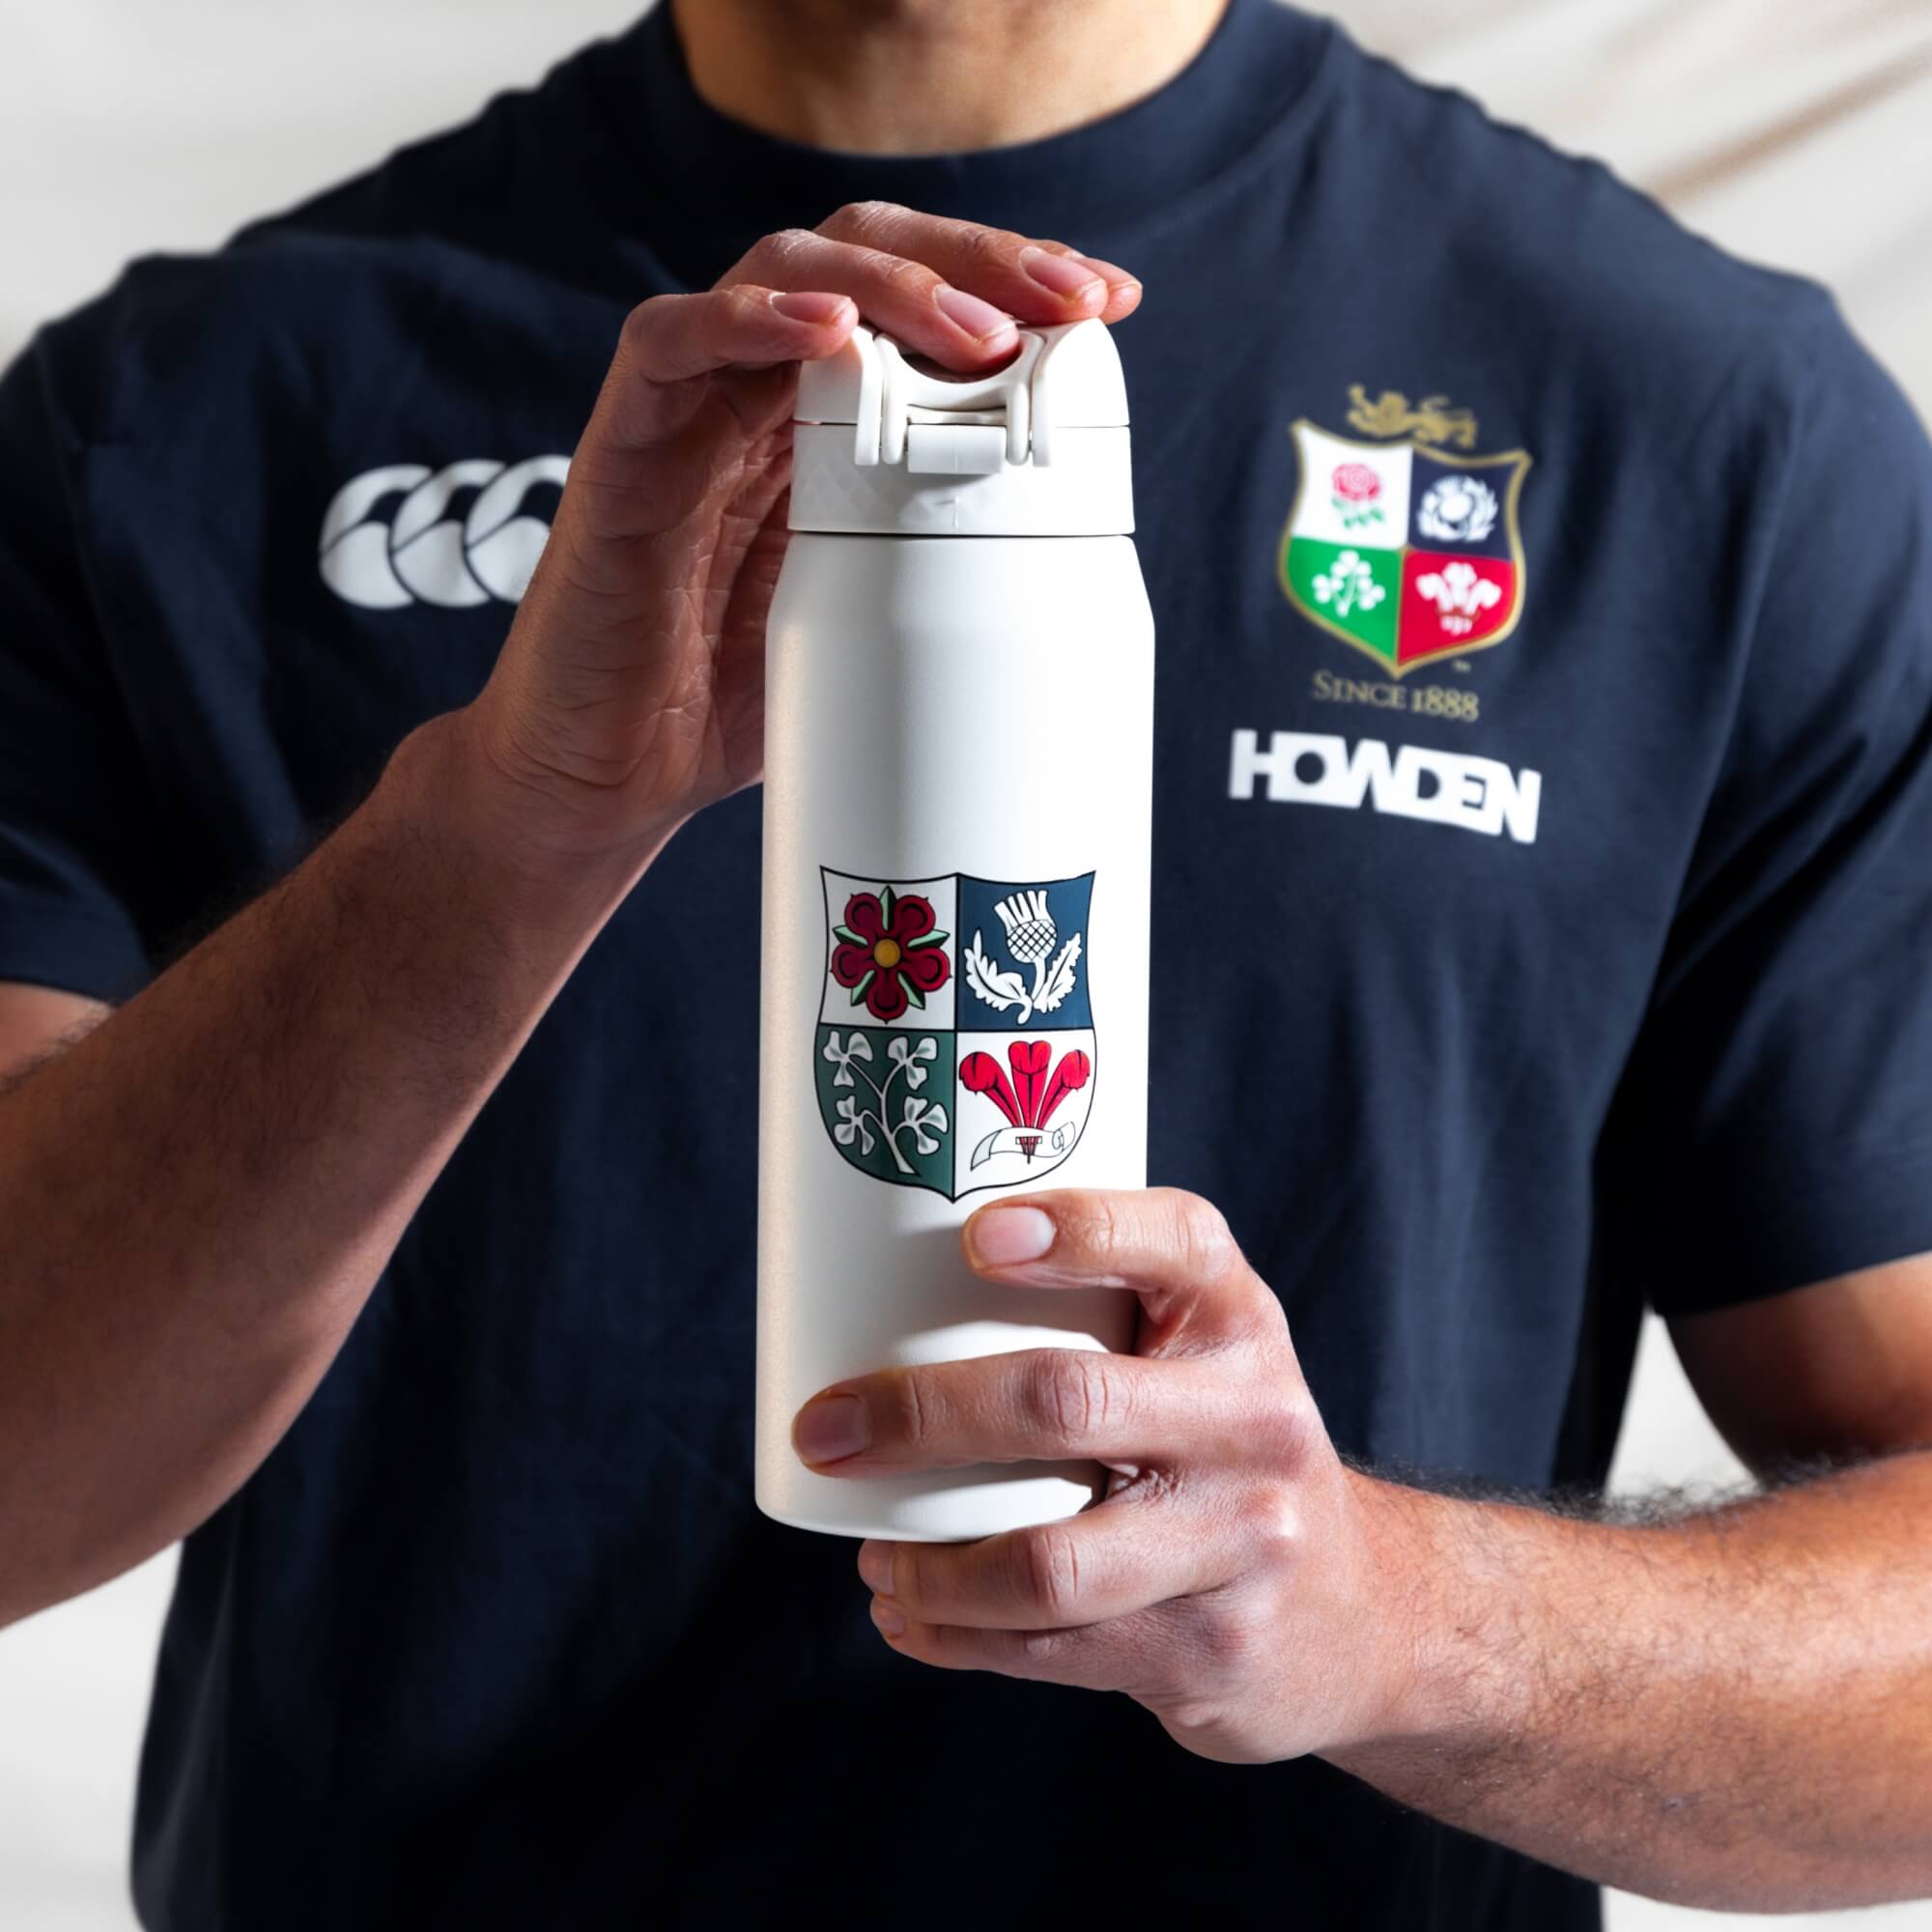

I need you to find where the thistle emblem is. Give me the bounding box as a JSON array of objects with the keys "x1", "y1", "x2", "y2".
[
  {"x1": 964, "y1": 890, "x2": 1083, "y2": 1026},
  {"x1": 1416, "y1": 474, "x2": 1499, "y2": 546}
]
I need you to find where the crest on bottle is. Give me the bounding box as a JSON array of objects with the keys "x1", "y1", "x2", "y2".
[
  {"x1": 814, "y1": 868, "x2": 1097, "y2": 1200},
  {"x1": 1280, "y1": 416, "x2": 1532, "y2": 674}
]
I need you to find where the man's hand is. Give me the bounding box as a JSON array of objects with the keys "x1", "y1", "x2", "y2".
[
  {"x1": 789, "y1": 1187, "x2": 1418, "y2": 1765},
  {"x1": 458, "y1": 205, "x2": 1140, "y2": 873},
  {"x1": 0, "y1": 205, "x2": 1139, "y2": 1630},
  {"x1": 793, "y1": 1190, "x2": 1932, "y2": 1913}
]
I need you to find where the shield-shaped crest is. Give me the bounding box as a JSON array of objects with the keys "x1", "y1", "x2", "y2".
[
  {"x1": 814, "y1": 868, "x2": 1097, "y2": 1201},
  {"x1": 1279, "y1": 420, "x2": 1532, "y2": 674}
]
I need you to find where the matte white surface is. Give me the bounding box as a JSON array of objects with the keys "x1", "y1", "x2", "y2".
[
  {"x1": 758, "y1": 534, "x2": 1153, "y2": 1538},
  {"x1": 2, "y1": 2, "x2": 1928, "y2": 1926}
]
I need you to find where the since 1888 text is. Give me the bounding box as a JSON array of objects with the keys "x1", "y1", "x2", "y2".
[{"x1": 1310, "y1": 669, "x2": 1480, "y2": 724}]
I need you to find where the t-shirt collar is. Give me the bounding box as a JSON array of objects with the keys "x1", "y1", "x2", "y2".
[{"x1": 577, "y1": 0, "x2": 1334, "y2": 270}]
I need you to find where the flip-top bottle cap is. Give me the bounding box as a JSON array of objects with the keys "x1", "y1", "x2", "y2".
[{"x1": 789, "y1": 317, "x2": 1133, "y2": 537}]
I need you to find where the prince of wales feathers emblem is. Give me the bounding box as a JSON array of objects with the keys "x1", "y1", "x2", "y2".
[
  {"x1": 1280, "y1": 402, "x2": 1532, "y2": 675},
  {"x1": 814, "y1": 869, "x2": 1096, "y2": 1200}
]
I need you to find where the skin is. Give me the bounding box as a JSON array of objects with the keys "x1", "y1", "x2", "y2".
[
  {"x1": 1, "y1": 0, "x2": 1928, "y2": 1913},
  {"x1": 794, "y1": 1197, "x2": 1932, "y2": 1911},
  {"x1": 672, "y1": 0, "x2": 1230, "y2": 156}
]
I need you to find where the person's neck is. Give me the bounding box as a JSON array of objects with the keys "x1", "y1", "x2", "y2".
[{"x1": 668, "y1": 0, "x2": 1231, "y2": 155}]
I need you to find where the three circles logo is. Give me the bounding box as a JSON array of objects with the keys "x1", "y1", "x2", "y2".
[{"x1": 319, "y1": 456, "x2": 569, "y2": 610}]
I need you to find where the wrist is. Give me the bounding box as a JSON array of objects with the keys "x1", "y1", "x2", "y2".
[
  {"x1": 1334, "y1": 1472, "x2": 1535, "y2": 1759},
  {"x1": 377, "y1": 710, "x2": 671, "y2": 951}
]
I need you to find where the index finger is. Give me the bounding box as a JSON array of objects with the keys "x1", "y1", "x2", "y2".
[
  {"x1": 791, "y1": 1347, "x2": 1240, "y2": 1476},
  {"x1": 816, "y1": 202, "x2": 1142, "y2": 326},
  {"x1": 628, "y1": 285, "x2": 859, "y2": 382}
]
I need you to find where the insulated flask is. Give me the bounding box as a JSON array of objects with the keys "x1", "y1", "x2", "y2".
[{"x1": 756, "y1": 318, "x2": 1154, "y2": 1542}]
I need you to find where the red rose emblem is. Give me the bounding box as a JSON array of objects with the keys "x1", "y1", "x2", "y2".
[
  {"x1": 1332, "y1": 462, "x2": 1382, "y2": 505},
  {"x1": 831, "y1": 888, "x2": 951, "y2": 1023}
]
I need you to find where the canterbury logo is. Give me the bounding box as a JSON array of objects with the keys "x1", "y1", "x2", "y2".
[{"x1": 319, "y1": 456, "x2": 570, "y2": 610}]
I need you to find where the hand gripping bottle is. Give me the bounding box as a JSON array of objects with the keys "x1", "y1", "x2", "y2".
[{"x1": 756, "y1": 318, "x2": 1154, "y2": 1541}]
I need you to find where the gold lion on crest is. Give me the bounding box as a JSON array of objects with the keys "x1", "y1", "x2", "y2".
[{"x1": 1346, "y1": 385, "x2": 1479, "y2": 450}]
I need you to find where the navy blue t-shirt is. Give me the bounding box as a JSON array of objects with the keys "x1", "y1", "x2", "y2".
[{"x1": 4, "y1": 3, "x2": 1932, "y2": 1925}]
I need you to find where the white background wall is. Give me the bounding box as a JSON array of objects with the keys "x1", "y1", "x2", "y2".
[{"x1": 1, "y1": 3, "x2": 1928, "y2": 1926}]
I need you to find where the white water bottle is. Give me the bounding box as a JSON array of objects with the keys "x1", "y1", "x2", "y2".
[{"x1": 756, "y1": 317, "x2": 1155, "y2": 1543}]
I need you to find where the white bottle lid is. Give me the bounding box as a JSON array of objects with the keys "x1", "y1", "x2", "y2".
[{"x1": 789, "y1": 317, "x2": 1134, "y2": 537}]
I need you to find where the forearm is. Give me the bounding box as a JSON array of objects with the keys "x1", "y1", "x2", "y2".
[
  {"x1": 0, "y1": 708, "x2": 654, "y2": 1626},
  {"x1": 1333, "y1": 1456, "x2": 1932, "y2": 1910},
  {"x1": 0, "y1": 208, "x2": 1079, "y2": 1625}
]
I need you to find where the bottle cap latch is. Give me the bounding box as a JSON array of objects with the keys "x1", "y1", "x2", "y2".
[{"x1": 789, "y1": 318, "x2": 1134, "y2": 537}]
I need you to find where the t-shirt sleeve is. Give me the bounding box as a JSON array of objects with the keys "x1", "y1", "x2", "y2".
[
  {"x1": 0, "y1": 327, "x2": 164, "y2": 1002},
  {"x1": 1610, "y1": 296, "x2": 1932, "y2": 1315}
]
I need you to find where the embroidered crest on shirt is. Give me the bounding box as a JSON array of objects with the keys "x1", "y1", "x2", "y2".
[
  {"x1": 815, "y1": 870, "x2": 1096, "y2": 1200},
  {"x1": 1280, "y1": 405, "x2": 1532, "y2": 676}
]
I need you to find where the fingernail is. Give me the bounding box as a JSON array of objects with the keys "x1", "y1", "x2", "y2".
[
  {"x1": 871, "y1": 1598, "x2": 907, "y2": 1638},
  {"x1": 934, "y1": 286, "x2": 1016, "y2": 342},
  {"x1": 969, "y1": 1206, "x2": 1056, "y2": 1267},
  {"x1": 771, "y1": 291, "x2": 853, "y2": 325},
  {"x1": 794, "y1": 1393, "x2": 868, "y2": 1463},
  {"x1": 857, "y1": 1542, "x2": 895, "y2": 1594},
  {"x1": 1076, "y1": 255, "x2": 1140, "y2": 291},
  {"x1": 1019, "y1": 246, "x2": 1104, "y2": 301}
]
